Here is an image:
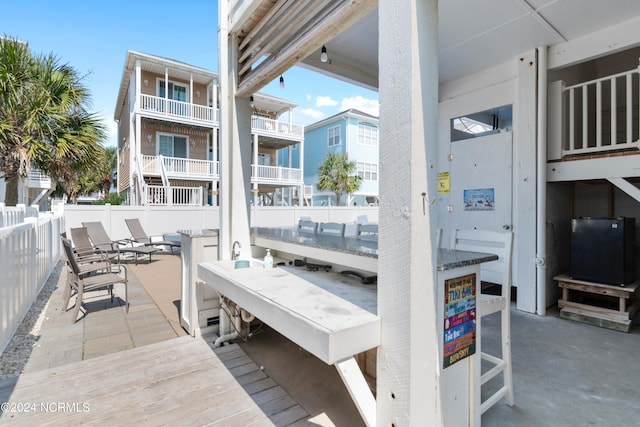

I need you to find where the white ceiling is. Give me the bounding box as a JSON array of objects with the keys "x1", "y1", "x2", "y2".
[{"x1": 294, "y1": 0, "x2": 640, "y2": 89}]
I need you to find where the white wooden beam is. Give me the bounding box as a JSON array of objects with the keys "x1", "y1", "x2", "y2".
[
  {"x1": 608, "y1": 177, "x2": 640, "y2": 203},
  {"x1": 335, "y1": 357, "x2": 376, "y2": 427},
  {"x1": 236, "y1": 0, "x2": 377, "y2": 97},
  {"x1": 378, "y1": 0, "x2": 442, "y2": 425}
]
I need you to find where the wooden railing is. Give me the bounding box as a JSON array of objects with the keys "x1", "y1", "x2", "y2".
[{"x1": 561, "y1": 63, "x2": 640, "y2": 157}]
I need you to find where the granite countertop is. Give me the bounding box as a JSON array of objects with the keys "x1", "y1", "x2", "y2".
[
  {"x1": 253, "y1": 227, "x2": 378, "y2": 258},
  {"x1": 437, "y1": 248, "x2": 498, "y2": 271},
  {"x1": 253, "y1": 227, "x2": 497, "y2": 269},
  {"x1": 178, "y1": 229, "x2": 218, "y2": 238}
]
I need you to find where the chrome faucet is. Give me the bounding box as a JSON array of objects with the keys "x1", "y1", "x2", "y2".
[{"x1": 232, "y1": 241, "x2": 241, "y2": 260}]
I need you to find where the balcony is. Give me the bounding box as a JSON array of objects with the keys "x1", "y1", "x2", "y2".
[
  {"x1": 251, "y1": 164, "x2": 303, "y2": 185},
  {"x1": 140, "y1": 155, "x2": 302, "y2": 189},
  {"x1": 141, "y1": 155, "x2": 219, "y2": 180},
  {"x1": 139, "y1": 94, "x2": 218, "y2": 126},
  {"x1": 251, "y1": 115, "x2": 304, "y2": 140},
  {"x1": 27, "y1": 169, "x2": 53, "y2": 189},
  {"x1": 137, "y1": 94, "x2": 304, "y2": 142}
]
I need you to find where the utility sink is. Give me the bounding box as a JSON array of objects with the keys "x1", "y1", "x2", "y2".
[{"x1": 215, "y1": 259, "x2": 263, "y2": 271}]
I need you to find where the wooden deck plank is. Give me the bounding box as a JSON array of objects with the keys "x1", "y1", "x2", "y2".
[{"x1": 0, "y1": 337, "x2": 309, "y2": 426}]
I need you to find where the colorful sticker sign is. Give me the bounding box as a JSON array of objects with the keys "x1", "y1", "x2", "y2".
[
  {"x1": 463, "y1": 188, "x2": 495, "y2": 211},
  {"x1": 443, "y1": 273, "x2": 476, "y2": 368}
]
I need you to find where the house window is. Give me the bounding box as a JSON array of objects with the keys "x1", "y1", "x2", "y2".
[
  {"x1": 158, "y1": 134, "x2": 188, "y2": 158},
  {"x1": 358, "y1": 122, "x2": 378, "y2": 146},
  {"x1": 158, "y1": 80, "x2": 188, "y2": 102},
  {"x1": 328, "y1": 125, "x2": 340, "y2": 146},
  {"x1": 357, "y1": 162, "x2": 378, "y2": 181},
  {"x1": 450, "y1": 104, "x2": 512, "y2": 142}
]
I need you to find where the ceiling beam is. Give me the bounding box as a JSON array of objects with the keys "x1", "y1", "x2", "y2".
[{"x1": 235, "y1": 0, "x2": 377, "y2": 97}]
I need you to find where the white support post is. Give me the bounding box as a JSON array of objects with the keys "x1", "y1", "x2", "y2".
[
  {"x1": 219, "y1": 0, "x2": 252, "y2": 260},
  {"x1": 378, "y1": 0, "x2": 442, "y2": 425}
]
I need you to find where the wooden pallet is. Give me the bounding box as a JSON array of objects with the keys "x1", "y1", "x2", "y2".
[{"x1": 554, "y1": 273, "x2": 639, "y2": 332}]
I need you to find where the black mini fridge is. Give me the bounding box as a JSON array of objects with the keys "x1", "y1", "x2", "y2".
[{"x1": 570, "y1": 217, "x2": 636, "y2": 285}]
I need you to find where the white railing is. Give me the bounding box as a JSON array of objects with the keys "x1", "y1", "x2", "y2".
[
  {"x1": 27, "y1": 169, "x2": 53, "y2": 189},
  {"x1": 251, "y1": 164, "x2": 303, "y2": 184},
  {"x1": 561, "y1": 63, "x2": 640, "y2": 157},
  {"x1": 141, "y1": 154, "x2": 160, "y2": 175},
  {"x1": 0, "y1": 212, "x2": 64, "y2": 356},
  {"x1": 251, "y1": 115, "x2": 304, "y2": 139},
  {"x1": 139, "y1": 94, "x2": 217, "y2": 124},
  {"x1": 140, "y1": 155, "x2": 218, "y2": 179},
  {"x1": 161, "y1": 156, "x2": 219, "y2": 178},
  {"x1": 144, "y1": 185, "x2": 203, "y2": 206}
]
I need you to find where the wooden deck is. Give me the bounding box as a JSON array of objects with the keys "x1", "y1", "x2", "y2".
[{"x1": 0, "y1": 336, "x2": 309, "y2": 426}]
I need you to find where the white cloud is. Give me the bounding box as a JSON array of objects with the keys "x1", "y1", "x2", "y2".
[
  {"x1": 298, "y1": 108, "x2": 325, "y2": 124},
  {"x1": 341, "y1": 96, "x2": 379, "y2": 117},
  {"x1": 101, "y1": 115, "x2": 119, "y2": 148},
  {"x1": 316, "y1": 96, "x2": 338, "y2": 108}
]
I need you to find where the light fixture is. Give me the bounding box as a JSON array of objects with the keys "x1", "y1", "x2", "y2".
[
  {"x1": 196, "y1": 90, "x2": 201, "y2": 98},
  {"x1": 279, "y1": 75, "x2": 285, "y2": 89},
  {"x1": 143, "y1": 79, "x2": 149, "y2": 87},
  {"x1": 321, "y1": 45, "x2": 328, "y2": 63},
  {"x1": 146, "y1": 134, "x2": 152, "y2": 143},
  {"x1": 249, "y1": 96, "x2": 255, "y2": 108}
]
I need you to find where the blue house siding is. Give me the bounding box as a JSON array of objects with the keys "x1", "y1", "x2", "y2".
[{"x1": 304, "y1": 109, "x2": 379, "y2": 206}]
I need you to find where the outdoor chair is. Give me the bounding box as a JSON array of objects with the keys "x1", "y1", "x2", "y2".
[
  {"x1": 84, "y1": 221, "x2": 161, "y2": 263},
  {"x1": 61, "y1": 236, "x2": 128, "y2": 323},
  {"x1": 70, "y1": 226, "x2": 119, "y2": 262},
  {"x1": 318, "y1": 222, "x2": 345, "y2": 237},
  {"x1": 451, "y1": 229, "x2": 514, "y2": 415},
  {"x1": 124, "y1": 218, "x2": 181, "y2": 253},
  {"x1": 356, "y1": 223, "x2": 378, "y2": 241},
  {"x1": 83, "y1": 221, "x2": 160, "y2": 264},
  {"x1": 297, "y1": 219, "x2": 318, "y2": 234},
  {"x1": 61, "y1": 231, "x2": 112, "y2": 313}
]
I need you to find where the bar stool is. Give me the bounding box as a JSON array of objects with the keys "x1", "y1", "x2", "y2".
[{"x1": 451, "y1": 229, "x2": 514, "y2": 415}]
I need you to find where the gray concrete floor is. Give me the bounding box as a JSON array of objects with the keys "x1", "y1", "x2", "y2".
[{"x1": 2, "y1": 254, "x2": 639, "y2": 426}]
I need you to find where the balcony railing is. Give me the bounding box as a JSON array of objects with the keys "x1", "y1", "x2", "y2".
[
  {"x1": 251, "y1": 115, "x2": 304, "y2": 139},
  {"x1": 560, "y1": 64, "x2": 640, "y2": 157},
  {"x1": 141, "y1": 155, "x2": 219, "y2": 179},
  {"x1": 251, "y1": 164, "x2": 303, "y2": 184},
  {"x1": 139, "y1": 94, "x2": 218, "y2": 124},
  {"x1": 144, "y1": 185, "x2": 203, "y2": 206},
  {"x1": 27, "y1": 169, "x2": 53, "y2": 189},
  {"x1": 141, "y1": 155, "x2": 300, "y2": 184}
]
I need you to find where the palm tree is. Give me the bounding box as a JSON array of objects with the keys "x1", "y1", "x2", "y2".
[
  {"x1": 0, "y1": 36, "x2": 106, "y2": 205},
  {"x1": 316, "y1": 152, "x2": 362, "y2": 206}
]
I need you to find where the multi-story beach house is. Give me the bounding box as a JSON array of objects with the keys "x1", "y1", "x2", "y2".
[
  {"x1": 303, "y1": 109, "x2": 379, "y2": 206},
  {"x1": 113, "y1": 51, "x2": 305, "y2": 207}
]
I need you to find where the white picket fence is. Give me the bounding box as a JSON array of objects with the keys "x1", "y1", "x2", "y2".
[
  {"x1": 0, "y1": 208, "x2": 65, "y2": 356},
  {"x1": 1, "y1": 203, "x2": 377, "y2": 356}
]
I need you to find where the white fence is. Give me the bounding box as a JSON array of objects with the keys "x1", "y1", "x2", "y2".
[
  {"x1": 0, "y1": 203, "x2": 39, "y2": 228},
  {"x1": 0, "y1": 210, "x2": 64, "y2": 356},
  {"x1": 63, "y1": 204, "x2": 379, "y2": 243},
  {"x1": 1, "y1": 203, "x2": 376, "y2": 355}
]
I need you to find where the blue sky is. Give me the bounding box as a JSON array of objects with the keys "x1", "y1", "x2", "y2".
[{"x1": 1, "y1": 1, "x2": 379, "y2": 148}]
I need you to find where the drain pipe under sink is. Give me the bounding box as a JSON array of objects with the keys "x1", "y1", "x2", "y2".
[{"x1": 213, "y1": 298, "x2": 254, "y2": 347}]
